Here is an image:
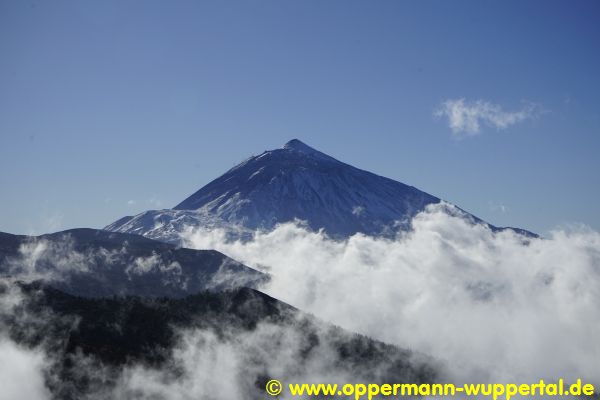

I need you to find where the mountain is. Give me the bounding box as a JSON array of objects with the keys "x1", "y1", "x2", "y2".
[
  {"x1": 106, "y1": 139, "x2": 533, "y2": 242},
  {"x1": 0, "y1": 228, "x2": 265, "y2": 298}
]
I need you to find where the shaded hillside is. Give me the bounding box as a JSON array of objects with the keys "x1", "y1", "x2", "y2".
[{"x1": 2, "y1": 282, "x2": 438, "y2": 400}]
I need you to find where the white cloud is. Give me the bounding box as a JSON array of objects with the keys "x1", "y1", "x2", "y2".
[
  {"x1": 183, "y1": 203, "x2": 600, "y2": 386},
  {"x1": 434, "y1": 98, "x2": 543, "y2": 137},
  {"x1": 125, "y1": 252, "x2": 186, "y2": 288},
  {"x1": 3, "y1": 206, "x2": 600, "y2": 397},
  {"x1": 0, "y1": 338, "x2": 50, "y2": 400},
  {"x1": 352, "y1": 206, "x2": 365, "y2": 216},
  {"x1": 147, "y1": 197, "x2": 163, "y2": 207},
  {"x1": 489, "y1": 201, "x2": 509, "y2": 214},
  {"x1": 0, "y1": 284, "x2": 50, "y2": 400},
  {"x1": 3, "y1": 237, "x2": 92, "y2": 282}
]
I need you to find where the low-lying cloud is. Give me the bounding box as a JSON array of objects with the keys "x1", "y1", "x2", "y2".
[
  {"x1": 0, "y1": 282, "x2": 50, "y2": 400},
  {"x1": 434, "y1": 98, "x2": 543, "y2": 137},
  {"x1": 183, "y1": 203, "x2": 600, "y2": 386},
  {"x1": 1, "y1": 204, "x2": 599, "y2": 398},
  {"x1": 0, "y1": 337, "x2": 49, "y2": 400},
  {"x1": 3, "y1": 236, "x2": 93, "y2": 282}
]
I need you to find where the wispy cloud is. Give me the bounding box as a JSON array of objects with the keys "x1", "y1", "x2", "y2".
[
  {"x1": 434, "y1": 98, "x2": 543, "y2": 138},
  {"x1": 489, "y1": 201, "x2": 509, "y2": 214},
  {"x1": 147, "y1": 197, "x2": 162, "y2": 208}
]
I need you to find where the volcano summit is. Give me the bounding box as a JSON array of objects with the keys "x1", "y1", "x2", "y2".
[{"x1": 106, "y1": 139, "x2": 531, "y2": 242}]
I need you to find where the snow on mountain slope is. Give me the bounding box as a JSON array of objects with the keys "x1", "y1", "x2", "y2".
[
  {"x1": 106, "y1": 139, "x2": 533, "y2": 242},
  {"x1": 104, "y1": 209, "x2": 253, "y2": 243}
]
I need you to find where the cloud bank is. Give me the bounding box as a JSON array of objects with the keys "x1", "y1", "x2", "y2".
[
  {"x1": 435, "y1": 98, "x2": 543, "y2": 137},
  {"x1": 2, "y1": 204, "x2": 599, "y2": 398},
  {"x1": 183, "y1": 203, "x2": 600, "y2": 386},
  {"x1": 0, "y1": 232, "x2": 433, "y2": 399}
]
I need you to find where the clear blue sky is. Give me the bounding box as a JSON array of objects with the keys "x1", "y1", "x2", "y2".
[{"x1": 1, "y1": 0, "x2": 599, "y2": 235}]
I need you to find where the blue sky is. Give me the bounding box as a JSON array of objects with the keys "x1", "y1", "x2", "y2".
[{"x1": 1, "y1": 0, "x2": 599, "y2": 235}]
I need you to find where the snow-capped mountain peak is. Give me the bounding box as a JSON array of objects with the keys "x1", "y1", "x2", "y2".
[
  {"x1": 283, "y1": 138, "x2": 324, "y2": 155},
  {"x1": 105, "y1": 140, "x2": 533, "y2": 242}
]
